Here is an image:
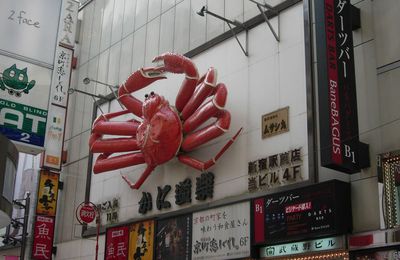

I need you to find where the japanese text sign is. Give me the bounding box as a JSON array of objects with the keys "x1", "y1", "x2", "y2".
[
  {"x1": 253, "y1": 180, "x2": 351, "y2": 244},
  {"x1": 32, "y1": 216, "x2": 55, "y2": 260},
  {"x1": 105, "y1": 226, "x2": 129, "y2": 260},
  {"x1": 262, "y1": 107, "x2": 289, "y2": 139},
  {"x1": 48, "y1": 46, "x2": 73, "y2": 107},
  {"x1": 156, "y1": 215, "x2": 192, "y2": 260},
  {"x1": 248, "y1": 148, "x2": 303, "y2": 192},
  {"x1": 36, "y1": 170, "x2": 59, "y2": 216},
  {"x1": 260, "y1": 236, "x2": 344, "y2": 258},
  {"x1": 192, "y1": 201, "x2": 250, "y2": 260},
  {"x1": 129, "y1": 220, "x2": 154, "y2": 260},
  {"x1": 315, "y1": 0, "x2": 368, "y2": 173}
]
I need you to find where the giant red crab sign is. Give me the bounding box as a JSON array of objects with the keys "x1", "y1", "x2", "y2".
[{"x1": 89, "y1": 53, "x2": 242, "y2": 189}]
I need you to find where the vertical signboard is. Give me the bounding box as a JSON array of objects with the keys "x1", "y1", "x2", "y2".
[
  {"x1": 42, "y1": 46, "x2": 73, "y2": 169},
  {"x1": 192, "y1": 201, "x2": 250, "y2": 260},
  {"x1": 105, "y1": 226, "x2": 129, "y2": 260},
  {"x1": 315, "y1": 0, "x2": 368, "y2": 173},
  {"x1": 0, "y1": 0, "x2": 62, "y2": 65},
  {"x1": 156, "y1": 215, "x2": 192, "y2": 260},
  {"x1": 58, "y1": 0, "x2": 79, "y2": 48},
  {"x1": 0, "y1": 56, "x2": 52, "y2": 153},
  {"x1": 253, "y1": 180, "x2": 351, "y2": 245},
  {"x1": 129, "y1": 220, "x2": 154, "y2": 260},
  {"x1": 32, "y1": 215, "x2": 55, "y2": 260},
  {"x1": 36, "y1": 170, "x2": 59, "y2": 216}
]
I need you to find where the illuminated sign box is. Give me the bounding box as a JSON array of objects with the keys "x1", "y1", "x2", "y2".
[
  {"x1": 253, "y1": 180, "x2": 351, "y2": 245},
  {"x1": 260, "y1": 236, "x2": 345, "y2": 258}
]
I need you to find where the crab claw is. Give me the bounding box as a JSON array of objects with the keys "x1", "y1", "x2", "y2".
[
  {"x1": 153, "y1": 52, "x2": 200, "y2": 112},
  {"x1": 152, "y1": 52, "x2": 198, "y2": 79}
]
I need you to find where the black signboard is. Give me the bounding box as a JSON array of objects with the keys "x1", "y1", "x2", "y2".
[
  {"x1": 155, "y1": 214, "x2": 192, "y2": 260},
  {"x1": 253, "y1": 180, "x2": 351, "y2": 245},
  {"x1": 315, "y1": 0, "x2": 369, "y2": 173}
]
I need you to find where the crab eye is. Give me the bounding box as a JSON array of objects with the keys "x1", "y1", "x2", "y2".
[
  {"x1": 145, "y1": 94, "x2": 149, "y2": 98},
  {"x1": 9, "y1": 70, "x2": 15, "y2": 77},
  {"x1": 19, "y1": 74, "x2": 24, "y2": 81},
  {"x1": 150, "y1": 91, "x2": 154, "y2": 96}
]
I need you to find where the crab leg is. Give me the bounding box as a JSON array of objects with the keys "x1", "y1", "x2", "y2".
[
  {"x1": 93, "y1": 152, "x2": 145, "y2": 174},
  {"x1": 152, "y1": 53, "x2": 199, "y2": 112},
  {"x1": 89, "y1": 110, "x2": 141, "y2": 153},
  {"x1": 118, "y1": 68, "x2": 166, "y2": 117},
  {"x1": 121, "y1": 165, "x2": 156, "y2": 189},
  {"x1": 180, "y1": 68, "x2": 217, "y2": 120},
  {"x1": 181, "y1": 108, "x2": 231, "y2": 152},
  {"x1": 183, "y1": 83, "x2": 227, "y2": 134},
  {"x1": 178, "y1": 128, "x2": 243, "y2": 171}
]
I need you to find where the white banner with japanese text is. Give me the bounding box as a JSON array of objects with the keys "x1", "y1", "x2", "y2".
[{"x1": 192, "y1": 201, "x2": 250, "y2": 260}]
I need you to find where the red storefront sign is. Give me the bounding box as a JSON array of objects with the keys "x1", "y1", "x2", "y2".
[
  {"x1": 105, "y1": 226, "x2": 129, "y2": 260},
  {"x1": 32, "y1": 216, "x2": 55, "y2": 260}
]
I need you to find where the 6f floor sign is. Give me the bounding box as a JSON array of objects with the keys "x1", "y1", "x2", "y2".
[{"x1": 0, "y1": 98, "x2": 47, "y2": 146}]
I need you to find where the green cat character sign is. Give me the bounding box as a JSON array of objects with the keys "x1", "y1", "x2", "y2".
[{"x1": 0, "y1": 64, "x2": 36, "y2": 97}]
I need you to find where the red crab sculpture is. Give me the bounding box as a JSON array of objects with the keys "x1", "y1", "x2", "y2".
[{"x1": 89, "y1": 53, "x2": 242, "y2": 189}]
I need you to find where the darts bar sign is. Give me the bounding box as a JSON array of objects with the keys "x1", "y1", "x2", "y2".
[
  {"x1": 315, "y1": 0, "x2": 369, "y2": 173},
  {"x1": 253, "y1": 180, "x2": 351, "y2": 245}
]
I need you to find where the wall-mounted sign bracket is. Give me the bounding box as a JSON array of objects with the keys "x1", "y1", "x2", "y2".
[
  {"x1": 249, "y1": 0, "x2": 280, "y2": 42},
  {"x1": 197, "y1": 6, "x2": 249, "y2": 56}
]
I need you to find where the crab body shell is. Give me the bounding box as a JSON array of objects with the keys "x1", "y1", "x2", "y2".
[{"x1": 137, "y1": 96, "x2": 182, "y2": 166}]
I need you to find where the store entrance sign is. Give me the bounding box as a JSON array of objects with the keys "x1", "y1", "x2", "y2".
[{"x1": 260, "y1": 236, "x2": 344, "y2": 258}]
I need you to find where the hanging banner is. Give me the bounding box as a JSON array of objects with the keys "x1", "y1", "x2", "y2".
[
  {"x1": 253, "y1": 180, "x2": 351, "y2": 245},
  {"x1": 128, "y1": 220, "x2": 154, "y2": 260},
  {"x1": 31, "y1": 215, "x2": 55, "y2": 260},
  {"x1": 36, "y1": 170, "x2": 59, "y2": 216},
  {"x1": 315, "y1": 0, "x2": 369, "y2": 173},
  {"x1": 58, "y1": 0, "x2": 79, "y2": 48},
  {"x1": 192, "y1": 201, "x2": 250, "y2": 260},
  {"x1": 156, "y1": 215, "x2": 192, "y2": 260},
  {"x1": 0, "y1": 55, "x2": 52, "y2": 153},
  {"x1": 0, "y1": 0, "x2": 62, "y2": 65},
  {"x1": 105, "y1": 226, "x2": 129, "y2": 260}
]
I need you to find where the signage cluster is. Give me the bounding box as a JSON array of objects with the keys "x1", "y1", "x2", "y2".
[{"x1": 105, "y1": 202, "x2": 251, "y2": 260}]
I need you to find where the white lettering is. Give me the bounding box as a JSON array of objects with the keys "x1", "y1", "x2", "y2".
[
  {"x1": 26, "y1": 114, "x2": 46, "y2": 133},
  {"x1": 0, "y1": 108, "x2": 23, "y2": 129}
]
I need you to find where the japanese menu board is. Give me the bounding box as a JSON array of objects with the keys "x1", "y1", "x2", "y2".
[
  {"x1": 156, "y1": 215, "x2": 192, "y2": 260},
  {"x1": 105, "y1": 226, "x2": 129, "y2": 260},
  {"x1": 192, "y1": 201, "x2": 250, "y2": 260},
  {"x1": 253, "y1": 180, "x2": 351, "y2": 244},
  {"x1": 128, "y1": 220, "x2": 154, "y2": 260}
]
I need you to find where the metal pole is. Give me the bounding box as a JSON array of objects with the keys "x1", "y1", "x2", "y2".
[
  {"x1": 20, "y1": 192, "x2": 30, "y2": 260},
  {"x1": 95, "y1": 208, "x2": 101, "y2": 260}
]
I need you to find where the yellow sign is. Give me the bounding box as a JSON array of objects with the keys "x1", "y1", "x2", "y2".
[
  {"x1": 262, "y1": 107, "x2": 289, "y2": 139},
  {"x1": 128, "y1": 220, "x2": 154, "y2": 260},
  {"x1": 36, "y1": 170, "x2": 59, "y2": 216}
]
